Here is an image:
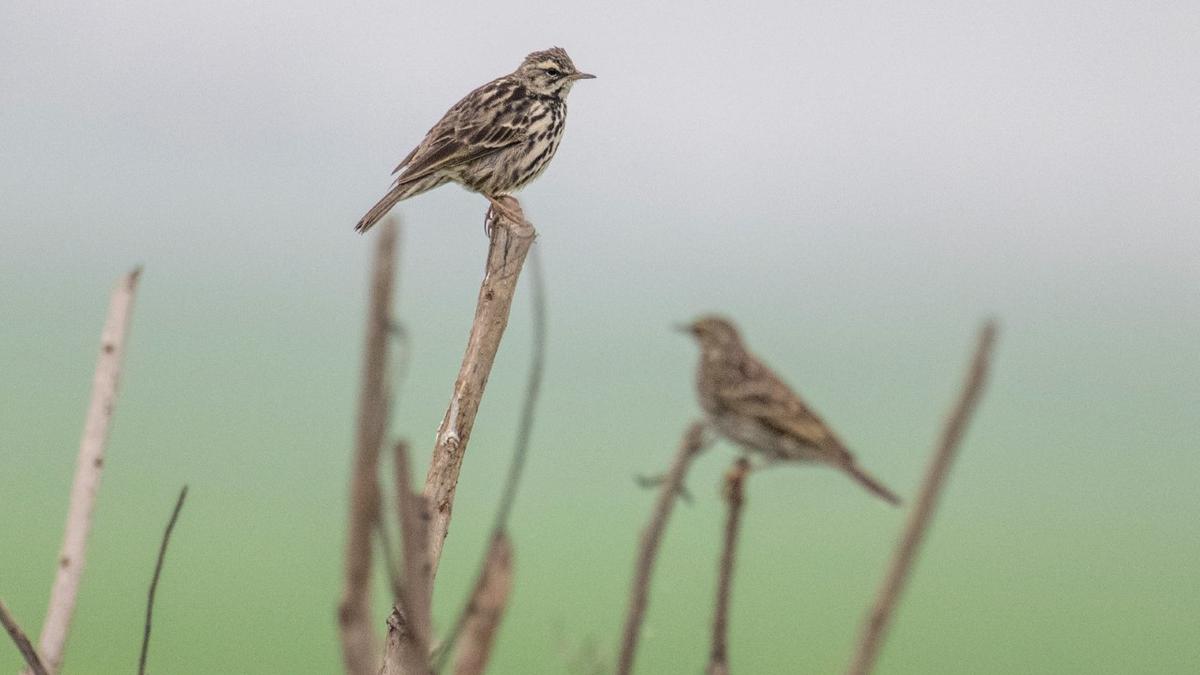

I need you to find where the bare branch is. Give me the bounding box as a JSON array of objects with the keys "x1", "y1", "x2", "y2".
[
  {"x1": 846, "y1": 320, "x2": 998, "y2": 675},
  {"x1": 616, "y1": 422, "x2": 708, "y2": 675},
  {"x1": 32, "y1": 266, "x2": 141, "y2": 675},
  {"x1": 380, "y1": 608, "x2": 413, "y2": 675},
  {"x1": 434, "y1": 240, "x2": 548, "y2": 670},
  {"x1": 422, "y1": 197, "x2": 537, "y2": 581},
  {"x1": 452, "y1": 533, "x2": 514, "y2": 675},
  {"x1": 486, "y1": 242, "x2": 546, "y2": 554},
  {"x1": 375, "y1": 516, "x2": 404, "y2": 603},
  {"x1": 384, "y1": 440, "x2": 434, "y2": 675},
  {"x1": 1, "y1": 600, "x2": 48, "y2": 675},
  {"x1": 707, "y1": 459, "x2": 750, "y2": 675},
  {"x1": 339, "y1": 219, "x2": 398, "y2": 675},
  {"x1": 138, "y1": 486, "x2": 188, "y2": 675}
]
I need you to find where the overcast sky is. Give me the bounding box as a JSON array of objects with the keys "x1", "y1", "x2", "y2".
[{"x1": 3, "y1": 1, "x2": 1197, "y2": 282}]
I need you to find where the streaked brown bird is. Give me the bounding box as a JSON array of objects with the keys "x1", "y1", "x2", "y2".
[
  {"x1": 681, "y1": 316, "x2": 902, "y2": 506},
  {"x1": 355, "y1": 47, "x2": 594, "y2": 233}
]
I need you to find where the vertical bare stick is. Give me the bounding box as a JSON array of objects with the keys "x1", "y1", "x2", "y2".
[
  {"x1": 138, "y1": 486, "x2": 188, "y2": 675},
  {"x1": 32, "y1": 267, "x2": 141, "y2": 675},
  {"x1": 339, "y1": 220, "x2": 398, "y2": 675},
  {"x1": 423, "y1": 198, "x2": 536, "y2": 581},
  {"x1": 846, "y1": 321, "x2": 998, "y2": 675},
  {"x1": 707, "y1": 459, "x2": 750, "y2": 675},
  {"x1": 433, "y1": 242, "x2": 548, "y2": 671},
  {"x1": 452, "y1": 533, "x2": 514, "y2": 675},
  {"x1": 385, "y1": 440, "x2": 434, "y2": 675},
  {"x1": 1, "y1": 600, "x2": 48, "y2": 675},
  {"x1": 616, "y1": 422, "x2": 707, "y2": 675}
]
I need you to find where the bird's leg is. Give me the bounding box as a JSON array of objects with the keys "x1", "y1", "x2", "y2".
[
  {"x1": 485, "y1": 194, "x2": 534, "y2": 273},
  {"x1": 485, "y1": 194, "x2": 526, "y2": 229}
]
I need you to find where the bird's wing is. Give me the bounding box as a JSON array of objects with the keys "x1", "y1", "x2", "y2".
[
  {"x1": 391, "y1": 85, "x2": 527, "y2": 186},
  {"x1": 717, "y1": 374, "x2": 850, "y2": 461},
  {"x1": 392, "y1": 143, "x2": 422, "y2": 175}
]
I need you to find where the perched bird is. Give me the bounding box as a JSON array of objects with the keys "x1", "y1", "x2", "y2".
[
  {"x1": 681, "y1": 316, "x2": 901, "y2": 506},
  {"x1": 355, "y1": 47, "x2": 594, "y2": 233}
]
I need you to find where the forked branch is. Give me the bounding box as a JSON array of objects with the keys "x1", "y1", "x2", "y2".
[
  {"x1": 616, "y1": 422, "x2": 707, "y2": 675},
  {"x1": 846, "y1": 320, "x2": 998, "y2": 675},
  {"x1": 434, "y1": 240, "x2": 548, "y2": 671}
]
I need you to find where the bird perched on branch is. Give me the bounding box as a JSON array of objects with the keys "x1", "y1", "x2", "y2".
[
  {"x1": 680, "y1": 316, "x2": 902, "y2": 506},
  {"x1": 355, "y1": 47, "x2": 594, "y2": 234}
]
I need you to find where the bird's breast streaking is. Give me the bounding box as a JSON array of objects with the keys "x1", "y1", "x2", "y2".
[{"x1": 354, "y1": 47, "x2": 592, "y2": 234}]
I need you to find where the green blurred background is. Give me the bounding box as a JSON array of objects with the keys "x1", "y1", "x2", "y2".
[{"x1": 2, "y1": 1, "x2": 1198, "y2": 673}]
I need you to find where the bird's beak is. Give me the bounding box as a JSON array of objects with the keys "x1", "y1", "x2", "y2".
[
  {"x1": 673, "y1": 322, "x2": 694, "y2": 335},
  {"x1": 570, "y1": 72, "x2": 596, "y2": 81}
]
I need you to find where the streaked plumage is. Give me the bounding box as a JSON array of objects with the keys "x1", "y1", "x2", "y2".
[
  {"x1": 356, "y1": 47, "x2": 593, "y2": 233},
  {"x1": 682, "y1": 316, "x2": 902, "y2": 506}
]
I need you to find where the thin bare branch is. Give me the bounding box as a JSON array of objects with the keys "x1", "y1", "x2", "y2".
[
  {"x1": 452, "y1": 533, "x2": 514, "y2": 675},
  {"x1": 434, "y1": 240, "x2": 548, "y2": 671},
  {"x1": 375, "y1": 516, "x2": 404, "y2": 603},
  {"x1": 1, "y1": 600, "x2": 48, "y2": 675},
  {"x1": 339, "y1": 219, "x2": 398, "y2": 675},
  {"x1": 138, "y1": 486, "x2": 188, "y2": 675},
  {"x1": 616, "y1": 422, "x2": 708, "y2": 675},
  {"x1": 707, "y1": 459, "x2": 750, "y2": 675},
  {"x1": 423, "y1": 197, "x2": 537, "y2": 581},
  {"x1": 486, "y1": 242, "x2": 546, "y2": 555},
  {"x1": 846, "y1": 320, "x2": 998, "y2": 675},
  {"x1": 384, "y1": 440, "x2": 434, "y2": 675},
  {"x1": 32, "y1": 266, "x2": 141, "y2": 675}
]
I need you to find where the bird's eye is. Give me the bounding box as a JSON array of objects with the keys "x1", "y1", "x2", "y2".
[{"x1": 545, "y1": 68, "x2": 562, "y2": 78}]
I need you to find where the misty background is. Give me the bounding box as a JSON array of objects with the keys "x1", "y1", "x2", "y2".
[{"x1": 2, "y1": 1, "x2": 1198, "y2": 672}]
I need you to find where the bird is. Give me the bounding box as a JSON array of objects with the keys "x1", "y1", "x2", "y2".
[
  {"x1": 680, "y1": 316, "x2": 902, "y2": 506},
  {"x1": 355, "y1": 47, "x2": 594, "y2": 234}
]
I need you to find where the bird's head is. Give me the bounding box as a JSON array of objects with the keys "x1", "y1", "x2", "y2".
[
  {"x1": 677, "y1": 315, "x2": 744, "y2": 353},
  {"x1": 514, "y1": 47, "x2": 595, "y2": 97}
]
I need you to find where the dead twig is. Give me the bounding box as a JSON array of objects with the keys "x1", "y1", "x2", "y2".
[
  {"x1": 846, "y1": 320, "x2": 998, "y2": 675},
  {"x1": 383, "y1": 440, "x2": 434, "y2": 675},
  {"x1": 32, "y1": 266, "x2": 141, "y2": 675},
  {"x1": 707, "y1": 459, "x2": 750, "y2": 675},
  {"x1": 375, "y1": 516, "x2": 404, "y2": 603},
  {"x1": 1, "y1": 600, "x2": 48, "y2": 675},
  {"x1": 452, "y1": 533, "x2": 514, "y2": 675},
  {"x1": 339, "y1": 219, "x2": 398, "y2": 675},
  {"x1": 616, "y1": 422, "x2": 708, "y2": 675},
  {"x1": 138, "y1": 486, "x2": 188, "y2": 675},
  {"x1": 422, "y1": 197, "x2": 537, "y2": 582},
  {"x1": 434, "y1": 239, "x2": 548, "y2": 671}
]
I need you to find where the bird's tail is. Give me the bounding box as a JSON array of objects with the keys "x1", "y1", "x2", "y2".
[
  {"x1": 354, "y1": 175, "x2": 446, "y2": 234},
  {"x1": 842, "y1": 462, "x2": 902, "y2": 506}
]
